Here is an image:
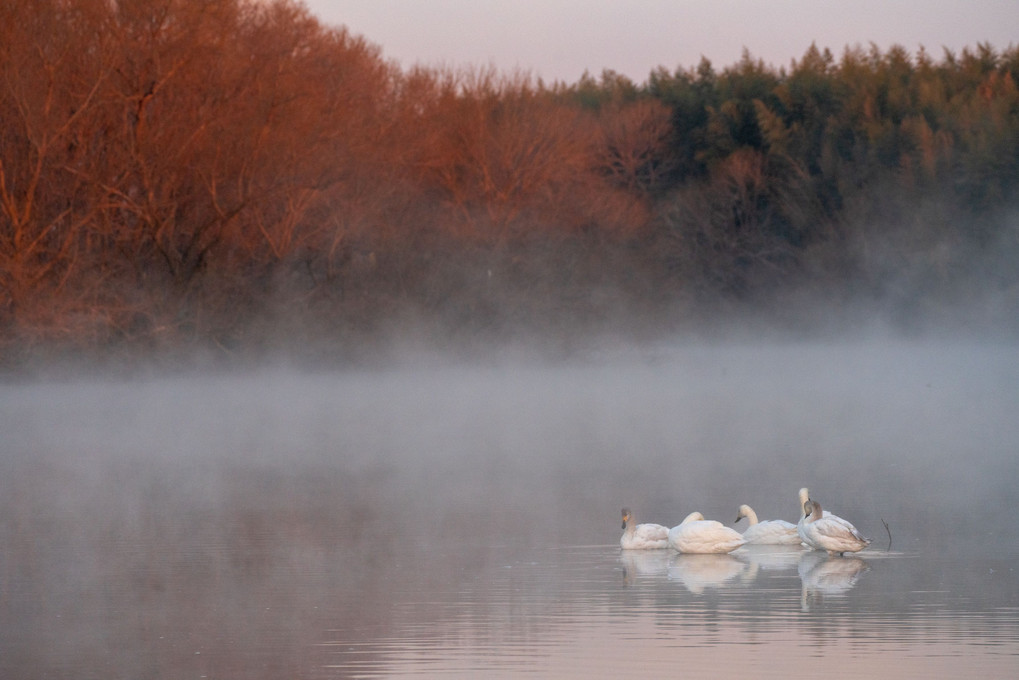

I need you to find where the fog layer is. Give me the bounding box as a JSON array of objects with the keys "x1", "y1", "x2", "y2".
[{"x1": 3, "y1": 341, "x2": 1016, "y2": 544}]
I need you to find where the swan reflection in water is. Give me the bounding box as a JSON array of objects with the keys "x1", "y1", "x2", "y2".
[
  {"x1": 798, "y1": 550, "x2": 870, "y2": 610},
  {"x1": 622, "y1": 546, "x2": 806, "y2": 590},
  {"x1": 620, "y1": 551, "x2": 747, "y2": 591},
  {"x1": 734, "y1": 544, "x2": 806, "y2": 585},
  {"x1": 620, "y1": 549, "x2": 672, "y2": 585},
  {"x1": 739, "y1": 544, "x2": 805, "y2": 572},
  {"x1": 619, "y1": 546, "x2": 869, "y2": 602},
  {"x1": 667, "y1": 553, "x2": 747, "y2": 594}
]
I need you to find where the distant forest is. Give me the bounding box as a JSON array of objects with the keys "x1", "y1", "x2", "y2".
[{"x1": 2, "y1": 0, "x2": 1018, "y2": 367}]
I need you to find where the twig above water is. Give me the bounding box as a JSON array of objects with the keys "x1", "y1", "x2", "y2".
[{"x1": 881, "y1": 518, "x2": 892, "y2": 551}]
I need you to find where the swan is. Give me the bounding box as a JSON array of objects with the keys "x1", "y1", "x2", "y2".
[
  {"x1": 796, "y1": 487, "x2": 833, "y2": 546},
  {"x1": 620, "y1": 507, "x2": 669, "y2": 550},
  {"x1": 799, "y1": 499, "x2": 871, "y2": 556},
  {"x1": 668, "y1": 511, "x2": 747, "y2": 554},
  {"x1": 734, "y1": 504, "x2": 801, "y2": 545},
  {"x1": 796, "y1": 488, "x2": 861, "y2": 545}
]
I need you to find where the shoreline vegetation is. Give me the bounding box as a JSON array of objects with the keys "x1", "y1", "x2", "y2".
[{"x1": 2, "y1": 0, "x2": 1018, "y2": 372}]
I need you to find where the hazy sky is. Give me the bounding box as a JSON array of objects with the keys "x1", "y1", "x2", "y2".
[{"x1": 303, "y1": 0, "x2": 1018, "y2": 83}]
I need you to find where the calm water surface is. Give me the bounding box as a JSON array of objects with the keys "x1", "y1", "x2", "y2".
[{"x1": 1, "y1": 342, "x2": 1017, "y2": 678}]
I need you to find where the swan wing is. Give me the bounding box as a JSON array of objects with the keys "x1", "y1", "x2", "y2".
[
  {"x1": 814, "y1": 516, "x2": 870, "y2": 544},
  {"x1": 806, "y1": 517, "x2": 871, "y2": 553},
  {"x1": 826, "y1": 513, "x2": 869, "y2": 539}
]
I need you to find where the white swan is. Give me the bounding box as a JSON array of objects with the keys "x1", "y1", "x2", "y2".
[
  {"x1": 796, "y1": 488, "x2": 861, "y2": 546},
  {"x1": 620, "y1": 507, "x2": 669, "y2": 550},
  {"x1": 734, "y1": 504, "x2": 801, "y2": 545},
  {"x1": 668, "y1": 511, "x2": 747, "y2": 554},
  {"x1": 796, "y1": 487, "x2": 833, "y2": 546},
  {"x1": 799, "y1": 499, "x2": 871, "y2": 556}
]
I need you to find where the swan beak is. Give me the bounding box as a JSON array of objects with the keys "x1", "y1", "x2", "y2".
[
  {"x1": 734, "y1": 515, "x2": 742, "y2": 523},
  {"x1": 621, "y1": 520, "x2": 627, "y2": 529}
]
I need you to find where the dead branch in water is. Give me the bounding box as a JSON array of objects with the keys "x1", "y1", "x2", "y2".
[{"x1": 881, "y1": 518, "x2": 892, "y2": 551}]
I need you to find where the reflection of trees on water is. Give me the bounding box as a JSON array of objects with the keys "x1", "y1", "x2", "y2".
[{"x1": 798, "y1": 551, "x2": 870, "y2": 611}]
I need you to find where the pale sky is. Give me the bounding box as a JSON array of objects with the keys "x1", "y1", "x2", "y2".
[{"x1": 303, "y1": 0, "x2": 1018, "y2": 83}]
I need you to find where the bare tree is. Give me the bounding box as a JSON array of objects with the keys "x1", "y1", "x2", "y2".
[
  {"x1": 406, "y1": 68, "x2": 602, "y2": 240},
  {"x1": 0, "y1": 0, "x2": 119, "y2": 343}
]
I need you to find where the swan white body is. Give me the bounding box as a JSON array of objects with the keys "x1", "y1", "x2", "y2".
[
  {"x1": 620, "y1": 508, "x2": 669, "y2": 550},
  {"x1": 799, "y1": 500, "x2": 871, "y2": 555},
  {"x1": 668, "y1": 511, "x2": 747, "y2": 554},
  {"x1": 735, "y1": 504, "x2": 801, "y2": 545}
]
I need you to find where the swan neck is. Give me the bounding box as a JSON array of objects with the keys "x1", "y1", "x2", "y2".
[{"x1": 811, "y1": 502, "x2": 823, "y2": 521}]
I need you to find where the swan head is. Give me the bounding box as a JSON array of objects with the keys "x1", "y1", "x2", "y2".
[
  {"x1": 803, "y1": 499, "x2": 822, "y2": 520},
  {"x1": 621, "y1": 508, "x2": 632, "y2": 530},
  {"x1": 798, "y1": 488, "x2": 811, "y2": 505},
  {"x1": 735, "y1": 504, "x2": 753, "y2": 523},
  {"x1": 810, "y1": 500, "x2": 824, "y2": 520}
]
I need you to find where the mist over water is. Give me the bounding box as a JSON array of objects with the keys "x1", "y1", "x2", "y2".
[{"x1": 1, "y1": 339, "x2": 1017, "y2": 677}]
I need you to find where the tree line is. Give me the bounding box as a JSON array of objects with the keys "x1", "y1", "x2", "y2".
[{"x1": 2, "y1": 0, "x2": 1017, "y2": 365}]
